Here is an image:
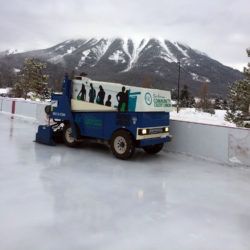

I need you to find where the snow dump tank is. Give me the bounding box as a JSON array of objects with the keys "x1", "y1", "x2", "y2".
[{"x1": 71, "y1": 77, "x2": 172, "y2": 112}]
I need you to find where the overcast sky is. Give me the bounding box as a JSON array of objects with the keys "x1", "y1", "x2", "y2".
[{"x1": 0, "y1": 0, "x2": 249, "y2": 70}]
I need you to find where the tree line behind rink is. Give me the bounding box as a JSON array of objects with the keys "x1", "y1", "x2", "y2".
[{"x1": 1, "y1": 48, "x2": 250, "y2": 127}]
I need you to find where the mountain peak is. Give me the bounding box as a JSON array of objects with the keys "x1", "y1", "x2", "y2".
[{"x1": 0, "y1": 37, "x2": 243, "y2": 97}]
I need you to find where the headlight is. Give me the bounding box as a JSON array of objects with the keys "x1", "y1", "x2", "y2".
[
  {"x1": 164, "y1": 127, "x2": 169, "y2": 132},
  {"x1": 142, "y1": 129, "x2": 147, "y2": 135}
]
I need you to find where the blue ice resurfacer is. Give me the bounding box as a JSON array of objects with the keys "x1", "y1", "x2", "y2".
[{"x1": 36, "y1": 75, "x2": 172, "y2": 159}]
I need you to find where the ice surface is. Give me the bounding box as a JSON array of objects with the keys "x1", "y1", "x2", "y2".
[{"x1": 0, "y1": 113, "x2": 250, "y2": 250}]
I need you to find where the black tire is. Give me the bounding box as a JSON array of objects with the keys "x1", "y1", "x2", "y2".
[
  {"x1": 63, "y1": 123, "x2": 79, "y2": 147},
  {"x1": 143, "y1": 143, "x2": 164, "y2": 154},
  {"x1": 245, "y1": 123, "x2": 250, "y2": 128},
  {"x1": 110, "y1": 130, "x2": 135, "y2": 160},
  {"x1": 44, "y1": 105, "x2": 51, "y2": 115}
]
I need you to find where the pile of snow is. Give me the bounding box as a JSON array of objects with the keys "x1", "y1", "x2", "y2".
[
  {"x1": 14, "y1": 68, "x2": 21, "y2": 73},
  {"x1": 0, "y1": 88, "x2": 11, "y2": 96},
  {"x1": 171, "y1": 108, "x2": 236, "y2": 127},
  {"x1": 7, "y1": 49, "x2": 20, "y2": 55}
]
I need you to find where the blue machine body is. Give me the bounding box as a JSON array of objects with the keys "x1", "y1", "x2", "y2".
[
  {"x1": 72, "y1": 112, "x2": 170, "y2": 146},
  {"x1": 36, "y1": 125, "x2": 56, "y2": 146},
  {"x1": 37, "y1": 75, "x2": 171, "y2": 147}
]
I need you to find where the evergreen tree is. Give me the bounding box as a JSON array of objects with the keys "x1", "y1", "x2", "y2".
[
  {"x1": 225, "y1": 79, "x2": 250, "y2": 125},
  {"x1": 41, "y1": 86, "x2": 51, "y2": 100},
  {"x1": 189, "y1": 96, "x2": 196, "y2": 108},
  {"x1": 222, "y1": 99, "x2": 228, "y2": 110},
  {"x1": 15, "y1": 58, "x2": 48, "y2": 100},
  {"x1": 243, "y1": 48, "x2": 250, "y2": 77},
  {"x1": 225, "y1": 48, "x2": 250, "y2": 126},
  {"x1": 179, "y1": 84, "x2": 195, "y2": 108},
  {"x1": 9, "y1": 84, "x2": 22, "y2": 98},
  {"x1": 180, "y1": 84, "x2": 189, "y2": 107},
  {"x1": 214, "y1": 96, "x2": 222, "y2": 110},
  {"x1": 0, "y1": 62, "x2": 17, "y2": 88}
]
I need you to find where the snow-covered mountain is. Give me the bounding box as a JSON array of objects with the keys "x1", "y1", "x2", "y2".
[
  {"x1": 0, "y1": 48, "x2": 21, "y2": 57},
  {"x1": 0, "y1": 38, "x2": 243, "y2": 96}
]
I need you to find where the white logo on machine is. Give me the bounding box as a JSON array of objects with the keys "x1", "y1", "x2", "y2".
[
  {"x1": 145, "y1": 92, "x2": 152, "y2": 105},
  {"x1": 52, "y1": 112, "x2": 66, "y2": 117},
  {"x1": 153, "y1": 94, "x2": 171, "y2": 108},
  {"x1": 132, "y1": 117, "x2": 137, "y2": 125},
  {"x1": 51, "y1": 100, "x2": 58, "y2": 107}
]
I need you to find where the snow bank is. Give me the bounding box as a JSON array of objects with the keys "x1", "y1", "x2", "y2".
[
  {"x1": 171, "y1": 108, "x2": 236, "y2": 127},
  {"x1": 0, "y1": 88, "x2": 11, "y2": 95}
]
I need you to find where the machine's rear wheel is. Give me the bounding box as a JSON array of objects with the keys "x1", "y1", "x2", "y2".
[
  {"x1": 110, "y1": 130, "x2": 135, "y2": 160},
  {"x1": 44, "y1": 105, "x2": 51, "y2": 115},
  {"x1": 63, "y1": 124, "x2": 79, "y2": 147},
  {"x1": 143, "y1": 143, "x2": 164, "y2": 154}
]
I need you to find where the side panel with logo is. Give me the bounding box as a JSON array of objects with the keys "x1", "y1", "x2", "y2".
[
  {"x1": 138, "y1": 89, "x2": 172, "y2": 112},
  {"x1": 72, "y1": 78, "x2": 172, "y2": 113}
]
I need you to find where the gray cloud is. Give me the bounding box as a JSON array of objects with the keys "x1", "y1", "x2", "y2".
[{"x1": 0, "y1": 0, "x2": 249, "y2": 70}]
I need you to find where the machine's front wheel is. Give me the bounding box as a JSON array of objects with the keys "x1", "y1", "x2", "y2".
[
  {"x1": 63, "y1": 124, "x2": 79, "y2": 147},
  {"x1": 110, "y1": 130, "x2": 135, "y2": 160},
  {"x1": 143, "y1": 143, "x2": 164, "y2": 154}
]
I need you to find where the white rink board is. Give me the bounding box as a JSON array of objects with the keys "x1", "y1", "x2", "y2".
[
  {"x1": 72, "y1": 77, "x2": 172, "y2": 112},
  {"x1": 15, "y1": 101, "x2": 37, "y2": 118},
  {"x1": 0, "y1": 98, "x2": 3, "y2": 111},
  {"x1": 1, "y1": 97, "x2": 249, "y2": 166},
  {"x1": 1, "y1": 98, "x2": 12, "y2": 113},
  {"x1": 167, "y1": 120, "x2": 250, "y2": 166}
]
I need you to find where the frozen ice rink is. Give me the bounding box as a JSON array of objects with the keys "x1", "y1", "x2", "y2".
[{"x1": 1, "y1": 113, "x2": 250, "y2": 250}]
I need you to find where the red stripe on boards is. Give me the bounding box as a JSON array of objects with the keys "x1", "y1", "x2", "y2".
[{"x1": 12, "y1": 101, "x2": 16, "y2": 114}]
